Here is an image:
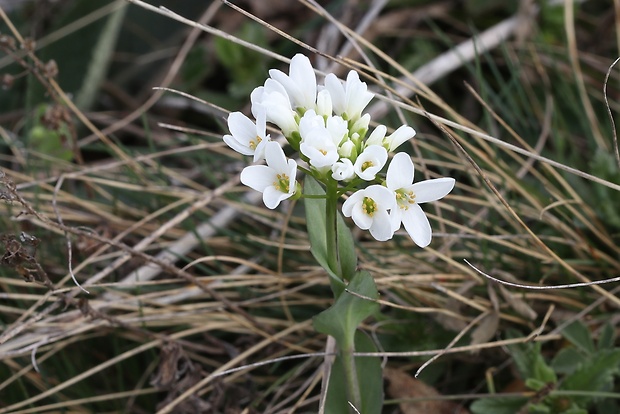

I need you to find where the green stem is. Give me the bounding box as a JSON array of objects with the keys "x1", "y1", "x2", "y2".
[
  {"x1": 325, "y1": 178, "x2": 339, "y2": 280},
  {"x1": 341, "y1": 336, "x2": 362, "y2": 411},
  {"x1": 324, "y1": 178, "x2": 362, "y2": 411}
]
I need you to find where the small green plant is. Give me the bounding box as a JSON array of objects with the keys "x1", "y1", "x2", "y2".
[
  {"x1": 471, "y1": 322, "x2": 620, "y2": 414},
  {"x1": 223, "y1": 54, "x2": 455, "y2": 412}
]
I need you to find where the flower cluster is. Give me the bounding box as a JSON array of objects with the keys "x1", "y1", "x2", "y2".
[{"x1": 223, "y1": 54, "x2": 455, "y2": 247}]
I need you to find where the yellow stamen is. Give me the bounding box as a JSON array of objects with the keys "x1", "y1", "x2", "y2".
[
  {"x1": 273, "y1": 173, "x2": 290, "y2": 193},
  {"x1": 249, "y1": 135, "x2": 262, "y2": 150},
  {"x1": 396, "y1": 189, "x2": 416, "y2": 210},
  {"x1": 362, "y1": 196, "x2": 377, "y2": 216}
]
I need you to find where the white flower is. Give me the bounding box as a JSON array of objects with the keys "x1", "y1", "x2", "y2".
[
  {"x1": 240, "y1": 141, "x2": 298, "y2": 209},
  {"x1": 365, "y1": 124, "x2": 415, "y2": 151},
  {"x1": 331, "y1": 159, "x2": 355, "y2": 181},
  {"x1": 365, "y1": 125, "x2": 386, "y2": 146},
  {"x1": 342, "y1": 185, "x2": 396, "y2": 241},
  {"x1": 223, "y1": 110, "x2": 270, "y2": 162},
  {"x1": 251, "y1": 80, "x2": 298, "y2": 137},
  {"x1": 338, "y1": 139, "x2": 355, "y2": 158},
  {"x1": 386, "y1": 152, "x2": 455, "y2": 248},
  {"x1": 298, "y1": 109, "x2": 325, "y2": 137},
  {"x1": 298, "y1": 111, "x2": 345, "y2": 172},
  {"x1": 325, "y1": 70, "x2": 374, "y2": 122},
  {"x1": 316, "y1": 89, "x2": 332, "y2": 117},
  {"x1": 326, "y1": 115, "x2": 348, "y2": 146},
  {"x1": 300, "y1": 130, "x2": 339, "y2": 173},
  {"x1": 354, "y1": 145, "x2": 387, "y2": 181},
  {"x1": 386, "y1": 125, "x2": 416, "y2": 152},
  {"x1": 269, "y1": 54, "x2": 317, "y2": 111}
]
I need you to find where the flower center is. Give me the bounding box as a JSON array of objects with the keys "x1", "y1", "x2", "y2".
[
  {"x1": 362, "y1": 196, "x2": 377, "y2": 216},
  {"x1": 361, "y1": 160, "x2": 374, "y2": 172},
  {"x1": 395, "y1": 189, "x2": 416, "y2": 210},
  {"x1": 273, "y1": 173, "x2": 290, "y2": 193},
  {"x1": 319, "y1": 149, "x2": 327, "y2": 156},
  {"x1": 249, "y1": 135, "x2": 262, "y2": 150}
]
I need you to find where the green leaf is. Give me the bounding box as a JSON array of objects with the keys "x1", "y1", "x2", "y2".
[
  {"x1": 470, "y1": 396, "x2": 528, "y2": 414},
  {"x1": 561, "y1": 349, "x2": 620, "y2": 406},
  {"x1": 562, "y1": 321, "x2": 595, "y2": 355},
  {"x1": 533, "y1": 356, "x2": 557, "y2": 384},
  {"x1": 324, "y1": 332, "x2": 383, "y2": 414},
  {"x1": 551, "y1": 347, "x2": 585, "y2": 375},
  {"x1": 506, "y1": 332, "x2": 544, "y2": 379},
  {"x1": 75, "y1": 1, "x2": 128, "y2": 110},
  {"x1": 525, "y1": 378, "x2": 549, "y2": 392},
  {"x1": 313, "y1": 270, "x2": 379, "y2": 346},
  {"x1": 598, "y1": 322, "x2": 616, "y2": 350}
]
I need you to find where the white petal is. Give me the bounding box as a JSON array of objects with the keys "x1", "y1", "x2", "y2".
[
  {"x1": 412, "y1": 178, "x2": 455, "y2": 203},
  {"x1": 324, "y1": 73, "x2": 345, "y2": 115},
  {"x1": 364, "y1": 185, "x2": 395, "y2": 210},
  {"x1": 240, "y1": 165, "x2": 274, "y2": 192},
  {"x1": 366, "y1": 125, "x2": 386, "y2": 146},
  {"x1": 289, "y1": 54, "x2": 316, "y2": 108},
  {"x1": 389, "y1": 207, "x2": 403, "y2": 232},
  {"x1": 263, "y1": 185, "x2": 287, "y2": 209},
  {"x1": 387, "y1": 125, "x2": 416, "y2": 151},
  {"x1": 402, "y1": 204, "x2": 432, "y2": 248},
  {"x1": 223, "y1": 134, "x2": 254, "y2": 156},
  {"x1": 351, "y1": 203, "x2": 372, "y2": 230},
  {"x1": 264, "y1": 142, "x2": 289, "y2": 173},
  {"x1": 252, "y1": 135, "x2": 270, "y2": 162},
  {"x1": 369, "y1": 210, "x2": 394, "y2": 241},
  {"x1": 254, "y1": 106, "x2": 267, "y2": 139},
  {"x1": 342, "y1": 190, "x2": 364, "y2": 217},
  {"x1": 263, "y1": 78, "x2": 290, "y2": 98},
  {"x1": 386, "y1": 152, "x2": 414, "y2": 190},
  {"x1": 316, "y1": 89, "x2": 332, "y2": 117},
  {"x1": 286, "y1": 158, "x2": 298, "y2": 189},
  {"x1": 326, "y1": 116, "x2": 348, "y2": 146},
  {"x1": 250, "y1": 87, "x2": 265, "y2": 116},
  {"x1": 344, "y1": 70, "x2": 373, "y2": 119},
  {"x1": 227, "y1": 112, "x2": 256, "y2": 141}
]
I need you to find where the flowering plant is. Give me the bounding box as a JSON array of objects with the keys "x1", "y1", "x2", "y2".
[{"x1": 223, "y1": 54, "x2": 455, "y2": 412}]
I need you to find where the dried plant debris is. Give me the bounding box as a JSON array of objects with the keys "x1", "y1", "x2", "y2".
[
  {"x1": 0, "y1": 232, "x2": 44, "y2": 282},
  {"x1": 151, "y1": 342, "x2": 211, "y2": 413},
  {"x1": 0, "y1": 169, "x2": 17, "y2": 202}
]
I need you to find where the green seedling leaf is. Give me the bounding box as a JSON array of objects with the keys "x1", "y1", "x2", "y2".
[
  {"x1": 313, "y1": 270, "x2": 379, "y2": 346},
  {"x1": 506, "y1": 332, "x2": 544, "y2": 379},
  {"x1": 528, "y1": 402, "x2": 551, "y2": 413},
  {"x1": 526, "y1": 378, "x2": 550, "y2": 392},
  {"x1": 598, "y1": 322, "x2": 616, "y2": 350},
  {"x1": 551, "y1": 347, "x2": 585, "y2": 375},
  {"x1": 470, "y1": 396, "x2": 529, "y2": 414},
  {"x1": 324, "y1": 332, "x2": 383, "y2": 414},
  {"x1": 561, "y1": 349, "x2": 620, "y2": 406},
  {"x1": 533, "y1": 355, "x2": 557, "y2": 384},
  {"x1": 562, "y1": 321, "x2": 595, "y2": 355}
]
